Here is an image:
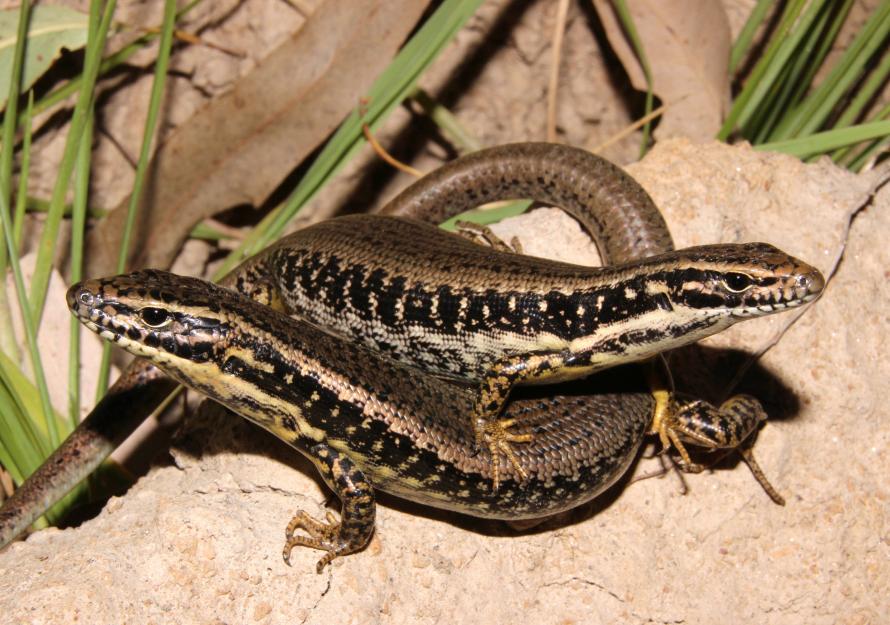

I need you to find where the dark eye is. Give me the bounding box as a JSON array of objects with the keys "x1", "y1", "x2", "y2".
[
  {"x1": 723, "y1": 272, "x2": 753, "y2": 292},
  {"x1": 140, "y1": 307, "x2": 171, "y2": 327}
]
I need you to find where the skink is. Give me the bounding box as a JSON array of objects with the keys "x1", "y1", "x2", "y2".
[
  {"x1": 0, "y1": 143, "x2": 820, "y2": 553},
  {"x1": 68, "y1": 269, "x2": 775, "y2": 571}
]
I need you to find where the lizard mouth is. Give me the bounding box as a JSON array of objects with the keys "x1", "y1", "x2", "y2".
[
  {"x1": 731, "y1": 268, "x2": 824, "y2": 318},
  {"x1": 67, "y1": 281, "x2": 131, "y2": 345}
]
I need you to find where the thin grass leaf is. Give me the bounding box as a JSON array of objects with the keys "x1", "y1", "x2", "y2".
[
  {"x1": 95, "y1": 0, "x2": 177, "y2": 400},
  {"x1": 0, "y1": 430, "x2": 21, "y2": 484},
  {"x1": 214, "y1": 0, "x2": 485, "y2": 279},
  {"x1": 28, "y1": 0, "x2": 116, "y2": 326},
  {"x1": 774, "y1": 0, "x2": 854, "y2": 131},
  {"x1": 0, "y1": 1, "x2": 38, "y2": 489},
  {"x1": 0, "y1": 1, "x2": 58, "y2": 451},
  {"x1": 719, "y1": 0, "x2": 810, "y2": 140},
  {"x1": 610, "y1": 0, "x2": 654, "y2": 156},
  {"x1": 0, "y1": 349, "x2": 63, "y2": 456},
  {"x1": 747, "y1": 54, "x2": 803, "y2": 143},
  {"x1": 730, "y1": 0, "x2": 776, "y2": 74},
  {"x1": 0, "y1": 394, "x2": 28, "y2": 483},
  {"x1": 843, "y1": 102, "x2": 890, "y2": 170},
  {"x1": 0, "y1": 269, "x2": 13, "y2": 358},
  {"x1": 0, "y1": 0, "x2": 28, "y2": 273},
  {"x1": 0, "y1": 89, "x2": 32, "y2": 360},
  {"x1": 112, "y1": 0, "x2": 176, "y2": 275},
  {"x1": 23, "y1": 196, "x2": 107, "y2": 218},
  {"x1": 68, "y1": 108, "x2": 92, "y2": 429},
  {"x1": 830, "y1": 46, "x2": 890, "y2": 161},
  {"x1": 755, "y1": 119, "x2": 890, "y2": 158},
  {"x1": 848, "y1": 135, "x2": 890, "y2": 171},
  {"x1": 438, "y1": 200, "x2": 533, "y2": 232},
  {"x1": 0, "y1": 356, "x2": 47, "y2": 469},
  {"x1": 11, "y1": 93, "x2": 32, "y2": 249},
  {"x1": 772, "y1": 2, "x2": 890, "y2": 141},
  {"x1": 0, "y1": 204, "x2": 59, "y2": 450},
  {"x1": 189, "y1": 222, "x2": 236, "y2": 241},
  {"x1": 747, "y1": 0, "x2": 841, "y2": 143}
]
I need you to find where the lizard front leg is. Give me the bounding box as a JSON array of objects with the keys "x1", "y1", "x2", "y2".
[
  {"x1": 472, "y1": 351, "x2": 576, "y2": 490},
  {"x1": 283, "y1": 443, "x2": 376, "y2": 573}
]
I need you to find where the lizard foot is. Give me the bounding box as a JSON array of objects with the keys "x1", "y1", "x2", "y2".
[
  {"x1": 477, "y1": 417, "x2": 533, "y2": 491},
  {"x1": 283, "y1": 510, "x2": 350, "y2": 573}
]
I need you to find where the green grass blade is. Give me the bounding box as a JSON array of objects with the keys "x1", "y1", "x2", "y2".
[
  {"x1": 772, "y1": 2, "x2": 890, "y2": 141},
  {"x1": 730, "y1": 0, "x2": 776, "y2": 74},
  {"x1": 611, "y1": 0, "x2": 654, "y2": 156},
  {"x1": 0, "y1": 89, "x2": 33, "y2": 361},
  {"x1": 28, "y1": 0, "x2": 117, "y2": 326},
  {"x1": 23, "y1": 196, "x2": 107, "y2": 218},
  {"x1": 438, "y1": 200, "x2": 533, "y2": 231},
  {"x1": 0, "y1": 0, "x2": 30, "y2": 272},
  {"x1": 0, "y1": 0, "x2": 58, "y2": 450},
  {"x1": 0, "y1": 349, "x2": 59, "y2": 458},
  {"x1": 748, "y1": 0, "x2": 853, "y2": 143},
  {"x1": 112, "y1": 0, "x2": 176, "y2": 274},
  {"x1": 829, "y1": 46, "x2": 890, "y2": 161},
  {"x1": 95, "y1": 0, "x2": 178, "y2": 400},
  {"x1": 0, "y1": 428, "x2": 22, "y2": 484},
  {"x1": 188, "y1": 222, "x2": 236, "y2": 241},
  {"x1": 0, "y1": 1, "x2": 44, "y2": 492},
  {"x1": 719, "y1": 0, "x2": 811, "y2": 140},
  {"x1": 755, "y1": 120, "x2": 890, "y2": 158},
  {"x1": 68, "y1": 108, "x2": 93, "y2": 429},
  {"x1": 410, "y1": 88, "x2": 481, "y2": 153},
  {"x1": 843, "y1": 103, "x2": 890, "y2": 170},
  {"x1": 847, "y1": 135, "x2": 890, "y2": 172},
  {"x1": 11, "y1": 93, "x2": 33, "y2": 250},
  {"x1": 0, "y1": 236, "x2": 59, "y2": 450},
  {"x1": 774, "y1": 0, "x2": 854, "y2": 129},
  {"x1": 213, "y1": 0, "x2": 485, "y2": 279},
  {"x1": 746, "y1": 54, "x2": 803, "y2": 143}
]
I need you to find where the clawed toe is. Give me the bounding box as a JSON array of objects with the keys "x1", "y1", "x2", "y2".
[{"x1": 283, "y1": 510, "x2": 345, "y2": 572}]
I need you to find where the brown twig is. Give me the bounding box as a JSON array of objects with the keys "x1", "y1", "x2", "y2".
[
  {"x1": 546, "y1": 0, "x2": 571, "y2": 143},
  {"x1": 589, "y1": 104, "x2": 667, "y2": 154}
]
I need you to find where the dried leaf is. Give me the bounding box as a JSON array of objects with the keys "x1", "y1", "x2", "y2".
[
  {"x1": 0, "y1": 6, "x2": 90, "y2": 111},
  {"x1": 86, "y1": 0, "x2": 429, "y2": 276},
  {"x1": 592, "y1": 0, "x2": 731, "y2": 141}
]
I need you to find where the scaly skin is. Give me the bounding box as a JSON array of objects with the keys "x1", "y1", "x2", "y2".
[
  {"x1": 3, "y1": 142, "x2": 668, "y2": 548},
  {"x1": 68, "y1": 270, "x2": 778, "y2": 571},
  {"x1": 0, "y1": 143, "x2": 815, "y2": 551}
]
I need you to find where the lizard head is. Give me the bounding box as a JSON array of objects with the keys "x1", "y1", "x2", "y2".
[
  {"x1": 67, "y1": 270, "x2": 234, "y2": 367},
  {"x1": 639, "y1": 242, "x2": 825, "y2": 319}
]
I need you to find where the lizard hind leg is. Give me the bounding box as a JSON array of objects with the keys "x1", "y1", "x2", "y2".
[
  {"x1": 661, "y1": 394, "x2": 785, "y2": 505},
  {"x1": 283, "y1": 443, "x2": 377, "y2": 573},
  {"x1": 454, "y1": 219, "x2": 524, "y2": 254}
]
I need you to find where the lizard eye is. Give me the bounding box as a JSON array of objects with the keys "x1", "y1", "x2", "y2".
[
  {"x1": 723, "y1": 272, "x2": 753, "y2": 293},
  {"x1": 140, "y1": 307, "x2": 171, "y2": 328}
]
